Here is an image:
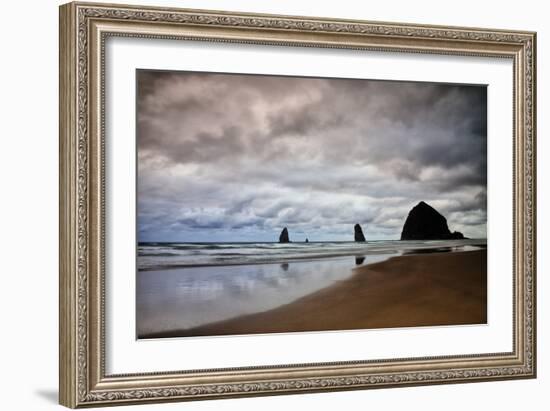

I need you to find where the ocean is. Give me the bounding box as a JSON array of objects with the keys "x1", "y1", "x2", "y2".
[
  {"x1": 137, "y1": 239, "x2": 485, "y2": 271},
  {"x1": 136, "y1": 239, "x2": 486, "y2": 338}
]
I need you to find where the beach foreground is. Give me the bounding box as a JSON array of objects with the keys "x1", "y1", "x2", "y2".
[{"x1": 143, "y1": 249, "x2": 486, "y2": 338}]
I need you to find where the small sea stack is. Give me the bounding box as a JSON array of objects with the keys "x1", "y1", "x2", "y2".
[
  {"x1": 354, "y1": 224, "x2": 366, "y2": 242},
  {"x1": 400, "y1": 201, "x2": 465, "y2": 240},
  {"x1": 305, "y1": 238, "x2": 309, "y2": 243},
  {"x1": 279, "y1": 227, "x2": 290, "y2": 243}
]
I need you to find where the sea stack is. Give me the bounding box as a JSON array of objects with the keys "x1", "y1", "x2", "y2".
[
  {"x1": 279, "y1": 227, "x2": 290, "y2": 243},
  {"x1": 400, "y1": 201, "x2": 465, "y2": 240},
  {"x1": 354, "y1": 224, "x2": 366, "y2": 242}
]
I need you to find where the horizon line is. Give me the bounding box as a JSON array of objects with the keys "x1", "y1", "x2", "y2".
[{"x1": 138, "y1": 238, "x2": 488, "y2": 244}]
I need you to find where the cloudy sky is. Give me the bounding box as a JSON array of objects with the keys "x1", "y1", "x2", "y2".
[{"x1": 137, "y1": 70, "x2": 487, "y2": 242}]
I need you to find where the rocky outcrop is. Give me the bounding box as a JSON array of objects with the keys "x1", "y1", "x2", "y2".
[
  {"x1": 354, "y1": 224, "x2": 366, "y2": 242},
  {"x1": 447, "y1": 231, "x2": 465, "y2": 240},
  {"x1": 400, "y1": 201, "x2": 465, "y2": 240},
  {"x1": 279, "y1": 227, "x2": 290, "y2": 243}
]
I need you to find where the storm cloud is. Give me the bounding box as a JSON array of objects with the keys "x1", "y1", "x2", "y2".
[{"x1": 137, "y1": 70, "x2": 487, "y2": 242}]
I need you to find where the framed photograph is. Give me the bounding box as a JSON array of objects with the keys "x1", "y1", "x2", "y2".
[{"x1": 59, "y1": 2, "x2": 536, "y2": 408}]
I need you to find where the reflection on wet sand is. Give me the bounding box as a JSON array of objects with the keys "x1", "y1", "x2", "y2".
[
  {"x1": 137, "y1": 256, "x2": 363, "y2": 337},
  {"x1": 403, "y1": 247, "x2": 453, "y2": 254}
]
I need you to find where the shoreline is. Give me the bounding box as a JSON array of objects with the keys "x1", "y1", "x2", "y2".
[
  {"x1": 140, "y1": 249, "x2": 487, "y2": 339},
  {"x1": 137, "y1": 253, "x2": 392, "y2": 272},
  {"x1": 137, "y1": 240, "x2": 487, "y2": 271}
]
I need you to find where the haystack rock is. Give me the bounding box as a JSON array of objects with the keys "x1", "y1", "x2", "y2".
[
  {"x1": 354, "y1": 224, "x2": 366, "y2": 242},
  {"x1": 448, "y1": 231, "x2": 466, "y2": 240},
  {"x1": 400, "y1": 201, "x2": 465, "y2": 240},
  {"x1": 279, "y1": 227, "x2": 290, "y2": 243}
]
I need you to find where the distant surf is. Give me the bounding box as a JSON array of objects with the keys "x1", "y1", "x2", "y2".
[{"x1": 137, "y1": 239, "x2": 487, "y2": 271}]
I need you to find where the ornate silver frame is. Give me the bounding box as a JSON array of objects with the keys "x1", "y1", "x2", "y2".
[{"x1": 59, "y1": 2, "x2": 536, "y2": 408}]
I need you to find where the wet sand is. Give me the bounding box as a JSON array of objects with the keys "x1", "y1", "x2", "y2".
[{"x1": 142, "y1": 249, "x2": 486, "y2": 338}]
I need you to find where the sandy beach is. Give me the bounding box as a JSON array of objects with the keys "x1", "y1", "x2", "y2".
[{"x1": 143, "y1": 249, "x2": 486, "y2": 338}]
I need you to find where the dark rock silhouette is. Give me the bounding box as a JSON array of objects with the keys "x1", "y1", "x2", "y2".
[
  {"x1": 400, "y1": 201, "x2": 465, "y2": 240},
  {"x1": 279, "y1": 227, "x2": 290, "y2": 243},
  {"x1": 448, "y1": 231, "x2": 465, "y2": 239},
  {"x1": 355, "y1": 256, "x2": 366, "y2": 265},
  {"x1": 305, "y1": 238, "x2": 309, "y2": 243},
  {"x1": 354, "y1": 224, "x2": 366, "y2": 242}
]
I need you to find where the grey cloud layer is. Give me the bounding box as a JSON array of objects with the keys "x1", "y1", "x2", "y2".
[{"x1": 137, "y1": 70, "x2": 487, "y2": 242}]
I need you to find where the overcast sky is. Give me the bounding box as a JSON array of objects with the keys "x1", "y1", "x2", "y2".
[{"x1": 137, "y1": 70, "x2": 487, "y2": 242}]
